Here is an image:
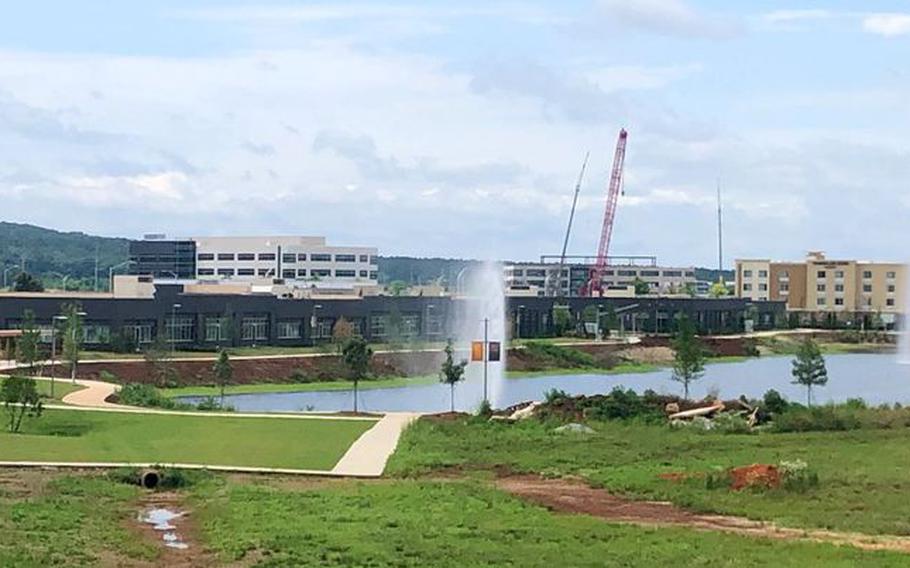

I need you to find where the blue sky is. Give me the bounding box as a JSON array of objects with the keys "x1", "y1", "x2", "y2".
[{"x1": 1, "y1": 1, "x2": 909, "y2": 266}]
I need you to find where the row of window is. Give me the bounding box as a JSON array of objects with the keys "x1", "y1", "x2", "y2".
[
  {"x1": 744, "y1": 269, "x2": 897, "y2": 279},
  {"x1": 197, "y1": 252, "x2": 375, "y2": 263},
  {"x1": 817, "y1": 297, "x2": 897, "y2": 307},
  {"x1": 745, "y1": 282, "x2": 897, "y2": 294},
  {"x1": 197, "y1": 268, "x2": 377, "y2": 279},
  {"x1": 515, "y1": 269, "x2": 694, "y2": 278}
]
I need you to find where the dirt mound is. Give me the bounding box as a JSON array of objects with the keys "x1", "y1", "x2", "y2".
[
  {"x1": 496, "y1": 474, "x2": 910, "y2": 553},
  {"x1": 730, "y1": 464, "x2": 781, "y2": 491}
]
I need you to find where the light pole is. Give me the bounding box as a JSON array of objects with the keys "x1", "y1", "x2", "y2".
[
  {"x1": 108, "y1": 260, "x2": 134, "y2": 293},
  {"x1": 3, "y1": 266, "x2": 19, "y2": 289},
  {"x1": 483, "y1": 317, "x2": 489, "y2": 406},
  {"x1": 310, "y1": 304, "x2": 323, "y2": 344},
  {"x1": 65, "y1": 311, "x2": 88, "y2": 385},
  {"x1": 46, "y1": 271, "x2": 70, "y2": 291},
  {"x1": 170, "y1": 303, "x2": 182, "y2": 357},
  {"x1": 50, "y1": 315, "x2": 67, "y2": 398}
]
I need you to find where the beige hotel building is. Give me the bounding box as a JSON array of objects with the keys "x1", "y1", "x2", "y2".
[{"x1": 735, "y1": 252, "x2": 905, "y2": 325}]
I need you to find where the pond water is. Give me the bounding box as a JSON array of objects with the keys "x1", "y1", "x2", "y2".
[{"x1": 179, "y1": 353, "x2": 910, "y2": 414}]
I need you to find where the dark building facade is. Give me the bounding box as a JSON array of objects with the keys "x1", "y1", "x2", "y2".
[
  {"x1": 128, "y1": 239, "x2": 197, "y2": 280},
  {"x1": 0, "y1": 285, "x2": 785, "y2": 351}
]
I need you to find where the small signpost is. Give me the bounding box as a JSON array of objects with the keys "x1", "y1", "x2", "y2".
[{"x1": 470, "y1": 318, "x2": 501, "y2": 405}]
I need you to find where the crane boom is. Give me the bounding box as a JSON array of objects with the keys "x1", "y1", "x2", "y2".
[
  {"x1": 587, "y1": 128, "x2": 628, "y2": 296},
  {"x1": 550, "y1": 151, "x2": 590, "y2": 297}
]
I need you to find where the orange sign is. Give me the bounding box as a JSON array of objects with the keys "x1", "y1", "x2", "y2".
[
  {"x1": 471, "y1": 341, "x2": 484, "y2": 362},
  {"x1": 488, "y1": 341, "x2": 501, "y2": 362}
]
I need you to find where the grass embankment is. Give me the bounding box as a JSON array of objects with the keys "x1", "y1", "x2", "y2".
[
  {"x1": 80, "y1": 341, "x2": 448, "y2": 361},
  {"x1": 389, "y1": 418, "x2": 910, "y2": 536},
  {"x1": 0, "y1": 409, "x2": 375, "y2": 470},
  {"x1": 162, "y1": 375, "x2": 437, "y2": 398},
  {"x1": 2, "y1": 471, "x2": 903, "y2": 566},
  {"x1": 34, "y1": 380, "x2": 84, "y2": 401}
]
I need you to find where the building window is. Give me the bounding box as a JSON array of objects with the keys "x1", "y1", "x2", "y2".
[
  {"x1": 258, "y1": 268, "x2": 272, "y2": 277},
  {"x1": 758, "y1": 270, "x2": 768, "y2": 278},
  {"x1": 817, "y1": 297, "x2": 826, "y2": 305},
  {"x1": 335, "y1": 254, "x2": 356, "y2": 262},
  {"x1": 314, "y1": 318, "x2": 334, "y2": 339},
  {"x1": 887, "y1": 298, "x2": 895, "y2": 307},
  {"x1": 640, "y1": 270, "x2": 659, "y2": 277},
  {"x1": 835, "y1": 270, "x2": 844, "y2": 279},
  {"x1": 888, "y1": 285, "x2": 896, "y2": 293},
  {"x1": 123, "y1": 323, "x2": 153, "y2": 345},
  {"x1": 370, "y1": 314, "x2": 387, "y2": 337},
  {"x1": 311, "y1": 253, "x2": 332, "y2": 262},
  {"x1": 758, "y1": 283, "x2": 768, "y2": 291},
  {"x1": 282, "y1": 269, "x2": 296, "y2": 279},
  {"x1": 166, "y1": 316, "x2": 194, "y2": 343},
  {"x1": 779, "y1": 270, "x2": 789, "y2": 278},
  {"x1": 780, "y1": 282, "x2": 789, "y2": 292},
  {"x1": 743, "y1": 270, "x2": 752, "y2": 278},
  {"x1": 217, "y1": 253, "x2": 235, "y2": 261},
  {"x1": 865, "y1": 297, "x2": 873, "y2": 306},
  {"x1": 205, "y1": 317, "x2": 231, "y2": 342},
  {"x1": 863, "y1": 270, "x2": 872, "y2": 279},
  {"x1": 277, "y1": 320, "x2": 301, "y2": 339},
  {"x1": 863, "y1": 284, "x2": 873, "y2": 293},
  {"x1": 618, "y1": 270, "x2": 637, "y2": 277},
  {"x1": 297, "y1": 253, "x2": 307, "y2": 262},
  {"x1": 817, "y1": 270, "x2": 826, "y2": 278},
  {"x1": 359, "y1": 270, "x2": 368, "y2": 277},
  {"x1": 335, "y1": 269, "x2": 356, "y2": 278},
  {"x1": 237, "y1": 253, "x2": 255, "y2": 261},
  {"x1": 834, "y1": 284, "x2": 844, "y2": 292},
  {"x1": 237, "y1": 268, "x2": 255, "y2": 276},
  {"x1": 887, "y1": 271, "x2": 896, "y2": 279},
  {"x1": 217, "y1": 268, "x2": 235, "y2": 277},
  {"x1": 83, "y1": 324, "x2": 111, "y2": 344},
  {"x1": 282, "y1": 253, "x2": 296, "y2": 264},
  {"x1": 835, "y1": 298, "x2": 844, "y2": 306},
  {"x1": 359, "y1": 255, "x2": 369, "y2": 263},
  {"x1": 241, "y1": 316, "x2": 269, "y2": 341},
  {"x1": 369, "y1": 271, "x2": 377, "y2": 280},
  {"x1": 817, "y1": 284, "x2": 825, "y2": 292},
  {"x1": 197, "y1": 253, "x2": 215, "y2": 261},
  {"x1": 426, "y1": 314, "x2": 443, "y2": 336},
  {"x1": 743, "y1": 283, "x2": 752, "y2": 291},
  {"x1": 312, "y1": 269, "x2": 331, "y2": 277},
  {"x1": 198, "y1": 268, "x2": 215, "y2": 276},
  {"x1": 401, "y1": 315, "x2": 420, "y2": 337},
  {"x1": 297, "y1": 269, "x2": 308, "y2": 278},
  {"x1": 259, "y1": 253, "x2": 276, "y2": 261}
]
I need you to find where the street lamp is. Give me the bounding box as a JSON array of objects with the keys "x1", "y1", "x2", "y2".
[
  {"x1": 108, "y1": 260, "x2": 134, "y2": 293},
  {"x1": 170, "y1": 303, "x2": 182, "y2": 356},
  {"x1": 46, "y1": 271, "x2": 70, "y2": 291},
  {"x1": 50, "y1": 315, "x2": 68, "y2": 398},
  {"x1": 3, "y1": 266, "x2": 20, "y2": 289}
]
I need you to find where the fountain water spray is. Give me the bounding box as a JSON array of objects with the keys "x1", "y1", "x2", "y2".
[{"x1": 455, "y1": 262, "x2": 507, "y2": 409}]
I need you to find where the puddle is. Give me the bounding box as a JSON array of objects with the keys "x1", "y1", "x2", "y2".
[{"x1": 139, "y1": 508, "x2": 189, "y2": 550}]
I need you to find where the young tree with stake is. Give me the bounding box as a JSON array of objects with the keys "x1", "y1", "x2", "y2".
[
  {"x1": 670, "y1": 313, "x2": 705, "y2": 400},
  {"x1": 791, "y1": 338, "x2": 828, "y2": 406},
  {"x1": 341, "y1": 336, "x2": 372, "y2": 413},
  {"x1": 61, "y1": 303, "x2": 83, "y2": 385},
  {"x1": 16, "y1": 310, "x2": 41, "y2": 376},
  {"x1": 439, "y1": 339, "x2": 467, "y2": 412},
  {"x1": 213, "y1": 349, "x2": 233, "y2": 407}
]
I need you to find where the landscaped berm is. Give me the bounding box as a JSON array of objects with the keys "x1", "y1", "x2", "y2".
[{"x1": 4, "y1": 384, "x2": 910, "y2": 566}]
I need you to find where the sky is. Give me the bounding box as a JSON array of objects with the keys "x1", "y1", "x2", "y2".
[{"x1": 0, "y1": 1, "x2": 909, "y2": 266}]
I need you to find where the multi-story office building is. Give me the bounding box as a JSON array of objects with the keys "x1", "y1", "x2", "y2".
[
  {"x1": 504, "y1": 259, "x2": 696, "y2": 297},
  {"x1": 735, "y1": 252, "x2": 905, "y2": 325},
  {"x1": 130, "y1": 235, "x2": 378, "y2": 287}
]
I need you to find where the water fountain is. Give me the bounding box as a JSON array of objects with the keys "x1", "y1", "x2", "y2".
[{"x1": 455, "y1": 261, "x2": 507, "y2": 409}]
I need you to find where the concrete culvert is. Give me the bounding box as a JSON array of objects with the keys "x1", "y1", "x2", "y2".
[{"x1": 140, "y1": 469, "x2": 161, "y2": 489}]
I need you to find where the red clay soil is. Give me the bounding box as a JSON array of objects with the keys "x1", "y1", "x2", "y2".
[
  {"x1": 730, "y1": 464, "x2": 781, "y2": 491},
  {"x1": 496, "y1": 474, "x2": 910, "y2": 553}
]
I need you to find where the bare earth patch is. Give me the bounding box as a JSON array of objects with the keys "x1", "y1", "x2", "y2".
[
  {"x1": 127, "y1": 492, "x2": 217, "y2": 568},
  {"x1": 496, "y1": 474, "x2": 910, "y2": 554}
]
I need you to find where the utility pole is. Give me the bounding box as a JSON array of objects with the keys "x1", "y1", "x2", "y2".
[
  {"x1": 717, "y1": 178, "x2": 724, "y2": 283},
  {"x1": 483, "y1": 317, "x2": 489, "y2": 406}
]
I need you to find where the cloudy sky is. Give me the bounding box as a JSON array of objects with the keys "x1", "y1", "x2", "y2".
[{"x1": 1, "y1": 1, "x2": 909, "y2": 266}]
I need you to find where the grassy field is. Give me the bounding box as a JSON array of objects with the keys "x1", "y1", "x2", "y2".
[
  {"x1": 2, "y1": 472, "x2": 904, "y2": 566},
  {"x1": 34, "y1": 379, "x2": 84, "y2": 401},
  {"x1": 0, "y1": 409, "x2": 375, "y2": 470},
  {"x1": 80, "y1": 341, "x2": 448, "y2": 360},
  {"x1": 388, "y1": 418, "x2": 910, "y2": 536},
  {"x1": 189, "y1": 477, "x2": 907, "y2": 566},
  {"x1": 162, "y1": 375, "x2": 437, "y2": 398}
]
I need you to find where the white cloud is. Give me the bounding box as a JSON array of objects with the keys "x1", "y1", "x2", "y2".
[
  {"x1": 863, "y1": 13, "x2": 910, "y2": 37},
  {"x1": 586, "y1": 63, "x2": 703, "y2": 93},
  {"x1": 597, "y1": 0, "x2": 740, "y2": 39}
]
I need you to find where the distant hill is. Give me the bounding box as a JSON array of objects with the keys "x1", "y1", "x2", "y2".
[
  {"x1": 0, "y1": 222, "x2": 130, "y2": 289},
  {"x1": 0, "y1": 222, "x2": 734, "y2": 289}
]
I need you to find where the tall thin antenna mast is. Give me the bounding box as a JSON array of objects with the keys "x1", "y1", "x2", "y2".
[{"x1": 716, "y1": 178, "x2": 723, "y2": 282}]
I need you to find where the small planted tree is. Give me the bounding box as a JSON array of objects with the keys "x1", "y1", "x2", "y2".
[
  {"x1": 12, "y1": 272, "x2": 44, "y2": 292},
  {"x1": 439, "y1": 339, "x2": 467, "y2": 412},
  {"x1": 670, "y1": 313, "x2": 705, "y2": 400},
  {"x1": 212, "y1": 349, "x2": 233, "y2": 408},
  {"x1": 61, "y1": 303, "x2": 83, "y2": 384},
  {"x1": 341, "y1": 336, "x2": 372, "y2": 413},
  {"x1": 791, "y1": 339, "x2": 828, "y2": 406},
  {"x1": 16, "y1": 310, "x2": 41, "y2": 376},
  {"x1": 2, "y1": 375, "x2": 43, "y2": 433},
  {"x1": 332, "y1": 317, "x2": 355, "y2": 352}
]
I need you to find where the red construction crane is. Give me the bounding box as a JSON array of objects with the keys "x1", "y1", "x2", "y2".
[{"x1": 585, "y1": 128, "x2": 628, "y2": 296}]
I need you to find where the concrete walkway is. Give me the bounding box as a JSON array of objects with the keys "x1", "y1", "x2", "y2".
[{"x1": 332, "y1": 412, "x2": 420, "y2": 476}]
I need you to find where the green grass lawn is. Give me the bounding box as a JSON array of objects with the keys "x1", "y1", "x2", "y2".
[
  {"x1": 192, "y1": 477, "x2": 906, "y2": 566},
  {"x1": 162, "y1": 375, "x2": 437, "y2": 398},
  {"x1": 388, "y1": 418, "x2": 910, "y2": 536},
  {"x1": 80, "y1": 341, "x2": 449, "y2": 361},
  {"x1": 1, "y1": 409, "x2": 375, "y2": 470},
  {"x1": 34, "y1": 379, "x2": 84, "y2": 401}
]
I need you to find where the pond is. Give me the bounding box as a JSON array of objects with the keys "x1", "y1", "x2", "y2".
[{"x1": 178, "y1": 353, "x2": 910, "y2": 414}]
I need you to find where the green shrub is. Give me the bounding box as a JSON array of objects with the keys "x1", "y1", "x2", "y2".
[
  {"x1": 523, "y1": 342, "x2": 595, "y2": 368},
  {"x1": 844, "y1": 398, "x2": 867, "y2": 409},
  {"x1": 712, "y1": 413, "x2": 753, "y2": 434},
  {"x1": 762, "y1": 389, "x2": 789, "y2": 415},
  {"x1": 289, "y1": 369, "x2": 314, "y2": 383},
  {"x1": 195, "y1": 396, "x2": 235, "y2": 412},
  {"x1": 586, "y1": 387, "x2": 663, "y2": 422},
  {"x1": 779, "y1": 459, "x2": 819, "y2": 493},
  {"x1": 773, "y1": 406, "x2": 861, "y2": 433},
  {"x1": 742, "y1": 339, "x2": 760, "y2": 357},
  {"x1": 705, "y1": 467, "x2": 731, "y2": 490},
  {"x1": 544, "y1": 389, "x2": 569, "y2": 404},
  {"x1": 117, "y1": 383, "x2": 192, "y2": 410},
  {"x1": 107, "y1": 466, "x2": 212, "y2": 489},
  {"x1": 98, "y1": 370, "x2": 119, "y2": 383}
]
